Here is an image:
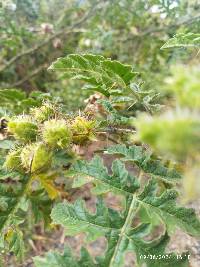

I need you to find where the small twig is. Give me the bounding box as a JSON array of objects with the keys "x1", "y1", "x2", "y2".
[
  {"x1": 123, "y1": 14, "x2": 200, "y2": 42},
  {"x1": 107, "y1": 136, "x2": 119, "y2": 144},
  {"x1": 97, "y1": 128, "x2": 136, "y2": 134},
  {"x1": 60, "y1": 229, "x2": 66, "y2": 244},
  {"x1": 96, "y1": 127, "x2": 135, "y2": 144},
  {"x1": 32, "y1": 234, "x2": 55, "y2": 242},
  {"x1": 142, "y1": 14, "x2": 200, "y2": 36}
]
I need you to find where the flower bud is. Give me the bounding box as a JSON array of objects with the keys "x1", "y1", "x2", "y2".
[
  {"x1": 7, "y1": 116, "x2": 38, "y2": 142},
  {"x1": 21, "y1": 143, "x2": 52, "y2": 173},
  {"x1": 71, "y1": 116, "x2": 96, "y2": 145},
  {"x1": 42, "y1": 119, "x2": 72, "y2": 149}
]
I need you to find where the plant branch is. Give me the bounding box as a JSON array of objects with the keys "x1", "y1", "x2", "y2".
[
  {"x1": 97, "y1": 127, "x2": 136, "y2": 134},
  {"x1": 0, "y1": 1, "x2": 100, "y2": 73},
  {"x1": 6, "y1": 64, "x2": 48, "y2": 88}
]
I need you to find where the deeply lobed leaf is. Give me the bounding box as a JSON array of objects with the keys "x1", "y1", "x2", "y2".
[
  {"x1": 34, "y1": 246, "x2": 96, "y2": 267},
  {"x1": 106, "y1": 144, "x2": 181, "y2": 181},
  {"x1": 48, "y1": 54, "x2": 138, "y2": 97},
  {"x1": 50, "y1": 196, "x2": 191, "y2": 267},
  {"x1": 161, "y1": 33, "x2": 200, "y2": 49}
]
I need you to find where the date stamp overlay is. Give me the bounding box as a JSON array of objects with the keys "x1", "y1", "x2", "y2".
[{"x1": 139, "y1": 253, "x2": 191, "y2": 261}]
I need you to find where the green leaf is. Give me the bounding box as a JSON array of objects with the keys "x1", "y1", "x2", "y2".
[
  {"x1": 29, "y1": 190, "x2": 53, "y2": 225},
  {"x1": 51, "y1": 148, "x2": 200, "y2": 267},
  {"x1": 48, "y1": 54, "x2": 138, "y2": 97},
  {"x1": 0, "y1": 89, "x2": 26, "y2": 102},
  {"x1": 7, "y1": 228, "x2": 25, "y2": 260},
  {"x1": 51, "y1": 196, "x2": 190, "y2": 267},
  {"x1": 51, "y1": 197, "x2": 123, "y2": 242},
  {"x1": 72, "y1": 175, "x2": 92, "y2": 189},
  {"x1": 70, "y1": 155, "x2": 200, "y2": 237},
  {"x1": 51, "y1": 197, "x2": 130, "y2": 267},
  {"x1": 99, "y1": 99, "x2": 132, "y2": 126},
  {"x1": 0, "y1": 175, "x2": 30, "y2": 258},
  {"x1": 71, "y1": 156, "x2": 140, "y2": 195},
  {"x1": 130, "y1": 232, "x2": 189, "y2": 267},
  {"x1": 161, "y1": 33, "x2": 200, "y2": 49},
  {"x1": 33, "y1": 246, "x2": 96, "y2": 267},
  {"x1": 138, "y1": 178, "x2": 200, "y2": 236},
  {"x1": 106, "y1": 144, "x2": 181, "y2": 181},
  {"x1": 0, "y1": 89, "x2": 52, "y2": 115}
]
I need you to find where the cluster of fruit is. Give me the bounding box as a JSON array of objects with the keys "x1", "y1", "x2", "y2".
[{"x1": 4, "y1": 103, "x2": 96, "y2": 174}]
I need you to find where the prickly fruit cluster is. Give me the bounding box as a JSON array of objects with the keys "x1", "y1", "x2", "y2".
[
  {"x1": 71, "y1": 116, "x2": 96, "y2": 145},
  {"x1": 7, "y1": 116, "x2": 38, "y2": 142},
  {"x1": 31, "y1": 103, "x2": 55, "y2": 122},
  {"x1": 3, "y1": 149, "x2": 23, "y2": 172},
  {"x1": 42, "y1": 119, "x2": 72, "y2": 148},
  {"x1": 21, "y1": 143, "x2": 52, "y2": 173},
  {"x1": 4, "y1": 104, "x2": 98, "y2": 177}
]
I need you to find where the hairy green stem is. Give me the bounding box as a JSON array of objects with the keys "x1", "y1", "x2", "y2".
[{"x1": 108, "y1": 195, "x2": 137, "y2": 267}]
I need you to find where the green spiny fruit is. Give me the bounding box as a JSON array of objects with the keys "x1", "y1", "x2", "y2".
[
  {"x1": 21, "y1": 143, "x2": 52, "y2": 173},
  {"x1": 31, "y1": 103, "x2": 55, "y2": 122},
  {"x1": 7, "y1": 116, "x2": 38, "y2": 142},
  {"x1": 42, "y1": 119, "x2": 72, "y2": 149},
  {"x1": 136, "y1": 111, "x2": 200, "y2": 161},
  {"x1": 3, "y1": 149, "x2": 23, "y2": 172},
  {"x1": 71, "y1": 116, "x2": 96, "y2": 145}
]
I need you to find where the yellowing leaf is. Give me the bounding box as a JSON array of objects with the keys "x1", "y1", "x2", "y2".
[{"x1": 37, "y1": 173, "x2": 59, "y2": 200}]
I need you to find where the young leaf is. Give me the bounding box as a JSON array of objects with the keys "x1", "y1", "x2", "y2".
[
  {"x1": 99, "y1": 99, "x2": 132, "y2": 126},
  {"x1": 161, "y1": 33, "x2": 200, "y2": 49}
]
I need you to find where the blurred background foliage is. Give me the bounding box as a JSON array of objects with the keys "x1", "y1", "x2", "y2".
[{"x1": 0, "y1": 0, "x2": 200, "y2": 111}]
